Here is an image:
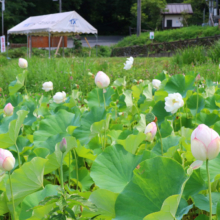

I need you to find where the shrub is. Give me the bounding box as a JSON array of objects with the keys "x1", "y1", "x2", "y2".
[{"x1": 207, "y1": 40, "x2": 220, "y2": 63}]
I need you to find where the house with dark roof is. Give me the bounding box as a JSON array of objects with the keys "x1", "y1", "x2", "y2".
[{"x1": 161, "y1": 3, "x2": 193, "y2": 29}]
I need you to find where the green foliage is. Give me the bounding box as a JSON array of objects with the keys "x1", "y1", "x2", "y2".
[
  {"x1": 115, "y1": 26, "x2": 220, "y2": 48},
  {"x1": 208, "y1": 40, "x2": 220, "y2": 63}
]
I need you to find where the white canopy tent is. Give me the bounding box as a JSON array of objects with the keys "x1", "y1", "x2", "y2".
[{"x1": 7, "y1": 11, "x2": 98, "y2": 57}]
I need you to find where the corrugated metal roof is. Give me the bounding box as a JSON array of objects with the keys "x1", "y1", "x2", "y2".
[{"x1": 161, "y1": 4, "x2": 193, "y2": 14}]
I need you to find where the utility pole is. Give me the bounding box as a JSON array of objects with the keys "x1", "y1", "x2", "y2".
[
  {"x1": 59, "y1": 0, "x2": 62, "y2": 12},
  {"x1": 137, "y1": 0, "x2": 141, "y2": 36},
  {"x1": 0, "y1": 0, "x2": 4, "y2": 36}
]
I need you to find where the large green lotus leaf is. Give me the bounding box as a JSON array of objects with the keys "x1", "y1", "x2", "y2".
[
  {"x1": 0, "y1": 192, "x2": 9, "y2": 215},
  {"x1": 183, "y1": 169, "x2": 207, "y2": 199},
  {"x1": 134, "y1": 114, "x2": 146, "y2": 132},
  {"x1": 132, "y1": 85, "x2": 142, "y2": 99},
  {"x1": 152, "y1": 101, "x2": 171, "y2": 124},
  {"x1": 34, "y1": 109, "x2": 80, "y2": 153},
  {"x1": 6, "y1": 94, "x2": 23, "y2": 107},
  {"x1": 143, "y1": 84, "x2": 153, "y2": 101},
  {"x1": 200, "y1": 154, "x2": 220, "y2": 182},
  {"x1": 44, "y1": 136, "x2": 77, "y2": 174},
  {"x1": 205, "y1": 96, "x2": 219, "y2": 111},
  {"x1": 186, "y1": 95, "x2": 205, "y2": 116},
  {"x1": 192, "y1": 192, "x2": 220, "y2": 214},
  {"x1": 89, "y1": 189, "x2": 118, "y2": 219},
  {"x1": 195, "y1": 215, "x2": 209, "y2": 220},
  {"x1": 216, "y1": 201, "x2": 220, "y2": 219},
  {"x1": 197, "y1": 112, "x2": 220, "y2": 126},
  {"x1": 152, "y1": 136, "x2": 181, "y2": 155},
  {"x1": 164, "y1": 74, "x2": 195, "y2": 97},
  {"x1": 114, "y1": 157, "x2": 188, "y2": 220},
  {"x1": 0, "y1": 110, "x2": 28, "y2": 148},
  {"x1": 73, "y1": 107, "x2": 106, "y2": 145},
  {"x1": 213, "y1": 121, "x2": 220, "y2": 135},
  {"x1": 154, "y1": 90, "x2": 168, "y2": 103},
  {"x1": 176, "y1": 198, "x2": 193, "y2": 220},
  {"x1": 87, "y1": 87, "x2": 114, "y2": 108},
  {"x1": 117, "y1": 132, "x2": 146, "y2": 154},
  {"x1": 159, "y1": 120, "x2": 173, "y2": 138},
  {"x1": 19, "y1": 184, "x2": 59, "y2": 220},
  {"x1": 6, "y1": 157, "x2": 47, "y2": 207},
  {"x1": 90, "y1": 145, "x2": 142, "y2": 193},
  {"x1": 9, "y1": 71, "x2": 27, "y2": 95},
  {"x1": 22, "y1": 100, "x2": 37, "y2": 126}
]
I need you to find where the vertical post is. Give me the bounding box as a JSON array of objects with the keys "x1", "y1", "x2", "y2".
[
  {"x1": 95, "y1": 34, "x2": 98, "y2": 57},
  {"x1": 2, "y1": 0, "x2": 4, "y2": 36},
  {"x1": 27, "y1": 33, "x2": 29, "y2": 57},
  {"x1": 29, "y1": 35, "x2": 32, "y2": 58},
  {"x1": 137, "y1": 0, "x2": 141, "y2": 36},
  {"x1": 49, "y1": 32, "x2": 51, "y2": 58},
  {"x1": 6, "y1": 33, "x2": 9, "y2": 58},
  {"x1": 62, "y1": 36, "x2": 64, "y2": 57}
]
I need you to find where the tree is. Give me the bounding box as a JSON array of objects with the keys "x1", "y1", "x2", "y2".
[{"x1": 130, "y1": 0, "x2": 167, "y2": 30}]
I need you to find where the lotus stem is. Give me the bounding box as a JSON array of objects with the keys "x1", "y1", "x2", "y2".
[
  {"x1": 73, "y1": 148, "x2": 79, "y2": 191},
  {"x1": 206, "y1": 159, "x2": 212, "y2": 220},
  {"x1": 60, "y1": 153, "x2": 64, "y2": 191},
  {"x1": 103, "y1": 89, "x2": 106, "y2": 109},
  {"x1": 68, "y1": 151, "x2": 71, "y2": 187},
  {"x1": 9, "y1": 172, "x2": 16, "y2": 220},
  {"x1": 97, "y1": 89, "x2": 100, "y2": 107},
  {"x1": 156, "y1": 121, "x2": 163, "y2": 156}
]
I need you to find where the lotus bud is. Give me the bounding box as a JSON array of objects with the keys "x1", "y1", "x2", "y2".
[
  {"x1": 60, "y1": 138, "x2": 67, "y2": 153},
  {"x1": 18, "y1": 58, "x2": 28, "y2": 68},
  {"x1": 0, "y1": 149, "x2": 15, "y2": 171},
  {"x1": 145, "y1": 122, "x2": 157, "y2": 142},
  {"x1": 4, "y1": 103, "x2": 14, "y2": 116},
  {"x1": 53, "y1": 91, "x2": 66, "y2": 104},
  {"x1": 42, "y1": 81, "x2": 53, "y2": 92},
  {"x1": 95, "y1": 71, "x2": 110, "y2": 89},
  {"x1": 191, "y1": 124, "x2": 220, "y2": 161},
  {"x1": 152, "y1": 79, "x2": 161, "y2": 90}
]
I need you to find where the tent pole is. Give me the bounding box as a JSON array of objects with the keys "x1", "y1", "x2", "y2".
[
  {"x1": 62, "y1": 35, "x2": 64, "y2": 57},
  {"x1": 27, "y1": 33, "x2": 29, "y2": 58},
  {"x1": 95, "y1": 34, "x2": 98, "y2": 57},
  {"x1": 49, "y1": 32, "x2": 51, "y2": 58},
  {"x1": 29, "y1": 35, "x2": 32, "y2": 58}
]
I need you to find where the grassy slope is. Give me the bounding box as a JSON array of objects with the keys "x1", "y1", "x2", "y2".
[
  {"x1": 0, "y1": 57, "x2": 218, "y2": 96},
  {"x1": 114, "y1": 26, "x2": 220, "y2": 48}
]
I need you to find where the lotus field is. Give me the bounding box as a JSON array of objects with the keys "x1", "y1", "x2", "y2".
[{"x1": 1, "y1": 56, "x2": 220, "y2": 220}]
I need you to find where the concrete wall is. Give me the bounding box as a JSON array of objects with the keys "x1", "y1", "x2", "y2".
[{"x1": 164, "y1": 15, "x2": 183, "y2": 28}]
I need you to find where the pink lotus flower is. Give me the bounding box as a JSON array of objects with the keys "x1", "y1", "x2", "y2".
[
  {"x1": 18, "y1": 58, "x2": 28, "y2": 68},
  {"x1": 144, "y1": 122, "x2": 157, "y2": 142},
  {"x1": 191, "y1": 124, "x2": 220, "y2": 161},
  {"x1": 0, "y1": 149, "x2": 15, "y2": 172},
  {"x1": 95, "y1": 71, "x2": 110, "y2": 89},
  {"x1": 4, "y1": 103, "x2": 14, "y2": 116}
]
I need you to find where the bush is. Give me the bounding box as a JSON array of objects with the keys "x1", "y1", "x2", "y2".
[
  {"x1": 172, "y1": 46, "x2": 207, "y2": 66},
  {"x1": 0, "y1": 56, "x2": 8, "y2": 66}
]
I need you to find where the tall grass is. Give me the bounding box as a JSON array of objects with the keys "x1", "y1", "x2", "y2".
[{"x1": 172, "y1": 46, "x2": 207, "y2": 66}]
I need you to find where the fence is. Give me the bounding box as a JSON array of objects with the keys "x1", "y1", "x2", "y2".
[{"x1": 111, "y1": 35, "x2": 220, "y2": 57}]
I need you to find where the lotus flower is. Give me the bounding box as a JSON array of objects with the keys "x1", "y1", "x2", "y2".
[
  {"x1": 18, "y1": 58, "x2": 28, "y2": 68},
  {"x1": 95, "y1": 71, "x2": 110, "y2": 89},
  {"x1": 191, "y1": 124, "x2": 220, "y2": 161},
  {"x1": 164, "y1": 93, "x2": 184, "y2": 114},
  {"x1": 53, "y1": 91, "x2": 66, "y2": 104},
  {"x1": 152, "y1": 79, "x2": 161, "y2": 90},
  {"x1": 42, "y1": 81, "x2": 53, "y2": 92},
  {"x1": 60, "y1": 138, "x2": 67, "y2": 153},
  {"x1": 0, "y1": 149, "x2": 15, "y2": 172},
  {"x1": 145, "y1": 122, "x2": 157, "y2": 142},
  {"x1": 123, "y1": 57, "x2": 134, "y2": 70},
  {"x1": 4, "y1": 103, "x2": 14, "y2": 116}
]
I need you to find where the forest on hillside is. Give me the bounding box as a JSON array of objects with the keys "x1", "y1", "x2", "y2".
[{"x1": 1, "y1": 0, "x2": 209, "y2": 35}]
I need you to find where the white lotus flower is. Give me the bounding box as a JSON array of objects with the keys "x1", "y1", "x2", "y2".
[
  {"x1": 0, "y1": 148, "x2": 15, "y2": 172},
  {"x1": 18, "y1": 58, "x2": 28, "y2": 68},
  {"x1": 42, "y1": 81, "x2": 53, "y2": 92},
  {"x1": 164, "y1": 93, "x2": 184, "y2": 114},
  {"x1": 152, "y1": 79, "x2": 161, "y2": 90},
  {"x1": 53, "y1": 91, "x2": 66, "y2": 104},
  {"x1": 123, "y1": 57, "x2": 134, "y2": 70}
]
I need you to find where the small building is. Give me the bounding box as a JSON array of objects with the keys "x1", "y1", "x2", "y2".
[{"x1": 161, "y1": 3, "x2": 193, "y2": 29}]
